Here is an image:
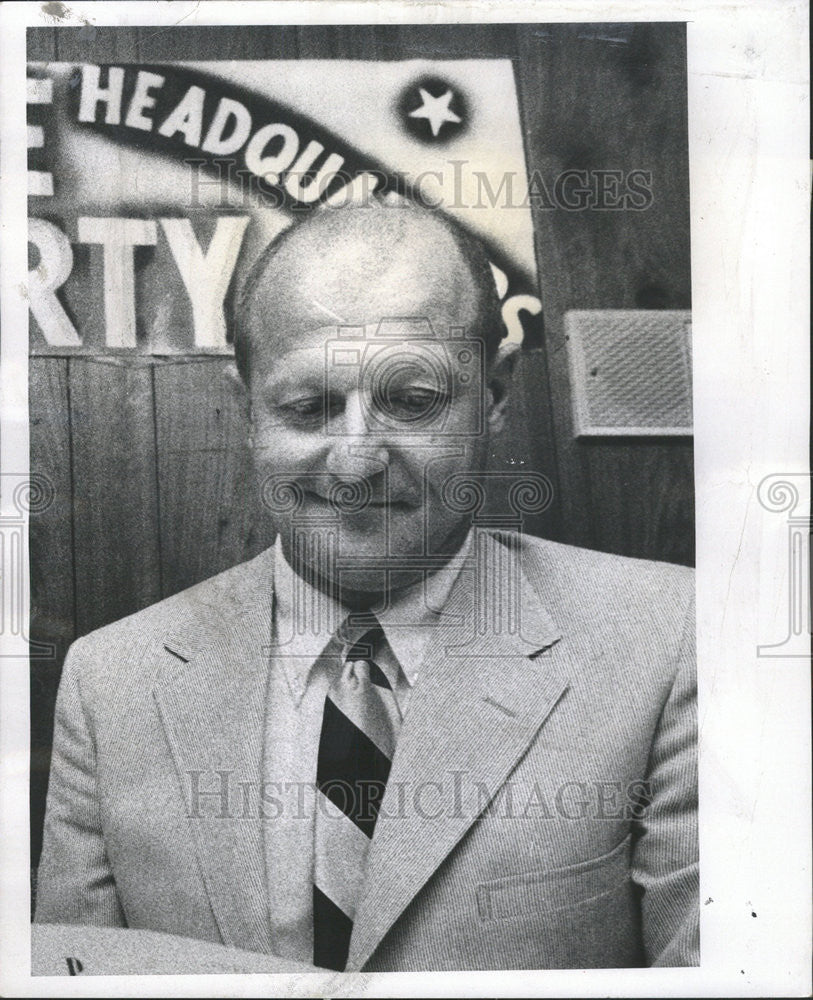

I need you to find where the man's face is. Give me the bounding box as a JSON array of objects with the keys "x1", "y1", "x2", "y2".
[{"x1": 246, "y1": 310, "x2": 497, "y2": 597}]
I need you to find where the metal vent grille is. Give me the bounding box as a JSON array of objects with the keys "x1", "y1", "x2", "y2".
[{"x1": 564, "y1": 310, "x2": 693, "y2": 436}]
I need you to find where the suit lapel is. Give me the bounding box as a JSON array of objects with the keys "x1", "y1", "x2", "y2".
[
  {"x1": 153, "y1": 549, "x2": 275, "y2": 954},
  {"x1": 347, "y1": 531, "x2": 571, "y2": 971}
]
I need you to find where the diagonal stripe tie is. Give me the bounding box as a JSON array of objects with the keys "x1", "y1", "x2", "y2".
[{"x1": 313, "y1": 617, "x2": 400, "y2": 971}]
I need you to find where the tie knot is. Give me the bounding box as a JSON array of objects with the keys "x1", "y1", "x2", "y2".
[
  {"x1": 339, "y1": 615, "x2": 384, "y2": 662},
  {"x1": 340, "y1": 654, "x2": 391, "y2": 690},
  {"x1": 336, "y1": 615, "x2": 390, "y2": 689}
]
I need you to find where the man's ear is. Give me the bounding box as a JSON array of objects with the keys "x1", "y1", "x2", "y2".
[
  {"x1": 223, "y1": 362, "x2": 253, "y2": 445},
  {"x1": 486, "y1": 342, "x2": 521, "y2": 434}
]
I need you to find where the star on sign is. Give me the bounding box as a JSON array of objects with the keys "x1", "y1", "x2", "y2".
[{"x1": 408, "y1": 87, "x2": 462, "y2": 138}]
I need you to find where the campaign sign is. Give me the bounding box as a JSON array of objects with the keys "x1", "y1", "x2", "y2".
[{"x1": 26, "y1": 60, "x2": 543, "y2": 356}]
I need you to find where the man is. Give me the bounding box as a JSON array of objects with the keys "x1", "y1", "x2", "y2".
[{"x1": 35, "y1": 204, "x2": 698, "y2": 971}]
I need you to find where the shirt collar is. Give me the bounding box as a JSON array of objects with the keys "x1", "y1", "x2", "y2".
[
  {"x1": 271, "y1": 530, "x2": 474, "y2": 704},
  {"x1": 375, "y1": 529, "x2": 473, "y2": 685}
]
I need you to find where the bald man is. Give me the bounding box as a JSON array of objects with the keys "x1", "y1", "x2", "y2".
[{"x1": 35, "y1": 204, "x2": 698, "y2": 973}]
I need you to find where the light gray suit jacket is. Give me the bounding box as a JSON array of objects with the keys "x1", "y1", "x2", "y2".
[{"x1": 35, "y1": 530, "x2": 698, "y2": 970}]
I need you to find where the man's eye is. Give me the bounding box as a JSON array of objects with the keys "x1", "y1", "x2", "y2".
[
  {"x1": 287, "y1": 398, "x2": 322, "y2": 416},
  {"x1": 281, "y1": 397, "x2": 330, "y2": 422},
  {"x1": 389, "y1": 389, "x2": 447, "y2": 416}
]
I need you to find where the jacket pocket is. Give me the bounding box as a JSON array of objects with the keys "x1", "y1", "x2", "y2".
[{"x1": 476, "y1": 835, "x2": 632, "y2": 921}]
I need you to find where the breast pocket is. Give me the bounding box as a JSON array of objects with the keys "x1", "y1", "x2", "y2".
[{"x1": 476, "y1": 835, "x2": 633, "y2": 922}]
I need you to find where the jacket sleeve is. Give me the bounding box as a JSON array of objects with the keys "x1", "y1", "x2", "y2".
[
  {"x1": 34, "y1": 637, "x2": 126, "y2": 927},
  {"x1": 631, "y1": 593, "x2": 699, "y2": 966}
]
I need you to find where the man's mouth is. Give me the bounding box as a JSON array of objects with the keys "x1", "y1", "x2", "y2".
[{"x1": 304, "y1": 489, "x2": 416, "y2": 513}]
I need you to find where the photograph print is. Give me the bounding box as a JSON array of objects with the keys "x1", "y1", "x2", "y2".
[{"x1": 26, "y1": 20, "x2": 696, "y2": 976}]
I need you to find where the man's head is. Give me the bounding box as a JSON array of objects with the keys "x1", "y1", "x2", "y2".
[{"x1": 232, "y1": 203, "x2": 514, "y2": 603}]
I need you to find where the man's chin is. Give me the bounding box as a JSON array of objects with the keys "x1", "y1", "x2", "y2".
[
  {"x1": 283, "y1": 556, "x2": 422, "y2": 609},
  {"x1": 281, "y1": 539, "x2": 436, "y2": 606},
  {"x1": 276, "y1": 514, "x2": 471, "y2": 603}
]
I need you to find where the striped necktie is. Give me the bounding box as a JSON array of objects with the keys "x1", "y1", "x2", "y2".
[{"x1": 313, "y1": 618, "x2": 400, "y2": 971}]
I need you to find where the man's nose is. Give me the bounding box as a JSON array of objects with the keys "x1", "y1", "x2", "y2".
[{"x1": 325, "y1": 392, "x2": 389, "y2": 478}]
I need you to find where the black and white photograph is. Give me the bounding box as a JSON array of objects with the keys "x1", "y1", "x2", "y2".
[{"x1": 0, "y1": 1, "x2": 809, "y2": 996}]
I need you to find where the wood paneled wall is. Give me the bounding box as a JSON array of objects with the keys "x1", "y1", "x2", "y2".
[{"x1": 27, "y1": 22, "x2": 693, "y2": 870}]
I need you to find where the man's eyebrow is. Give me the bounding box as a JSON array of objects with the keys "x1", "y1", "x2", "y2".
[
  {"x1": 261, "y1": 359, "x2": 327, "y2": 395},
  {"x1": 262, "y1": 371, "x2": 321, "y2": 394}
]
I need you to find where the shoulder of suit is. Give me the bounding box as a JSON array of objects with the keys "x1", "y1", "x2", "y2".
[
  {"x1": 491, "y1": 529, "x2": 694, "y2": 620},
  {"x1": 503, "y1": 530, "x2": 693, "y2": 583},
  {"x1": 490, "y1": 533, "x2": 695, "y2": 696},
  {"x1": 66, "y1": 546, "x2": 275, "y2": 669}
]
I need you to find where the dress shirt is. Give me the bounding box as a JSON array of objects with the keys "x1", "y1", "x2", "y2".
[{"x1": 262, "y1": 530, "x2": 474, "y2": 962}]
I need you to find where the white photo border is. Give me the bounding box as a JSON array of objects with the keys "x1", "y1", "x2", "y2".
[{"x1": 1, "y1": 1, "x2": 809, "y2": 996}]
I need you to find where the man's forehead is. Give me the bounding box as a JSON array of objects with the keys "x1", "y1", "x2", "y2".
[
  {"x1": 242, "y1": 209, "x2": 483, "y2": 358},
  {"x1": 256, "y1": 320, "x2": 484, "y2": 372},
  {"x1": 246, "y1": 287, "x2": 481, "y2": 369}
]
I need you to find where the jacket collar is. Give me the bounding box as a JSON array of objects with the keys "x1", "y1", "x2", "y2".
[{"x1": 154, "y1": 546, "x2": 276, "y2": 954}]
